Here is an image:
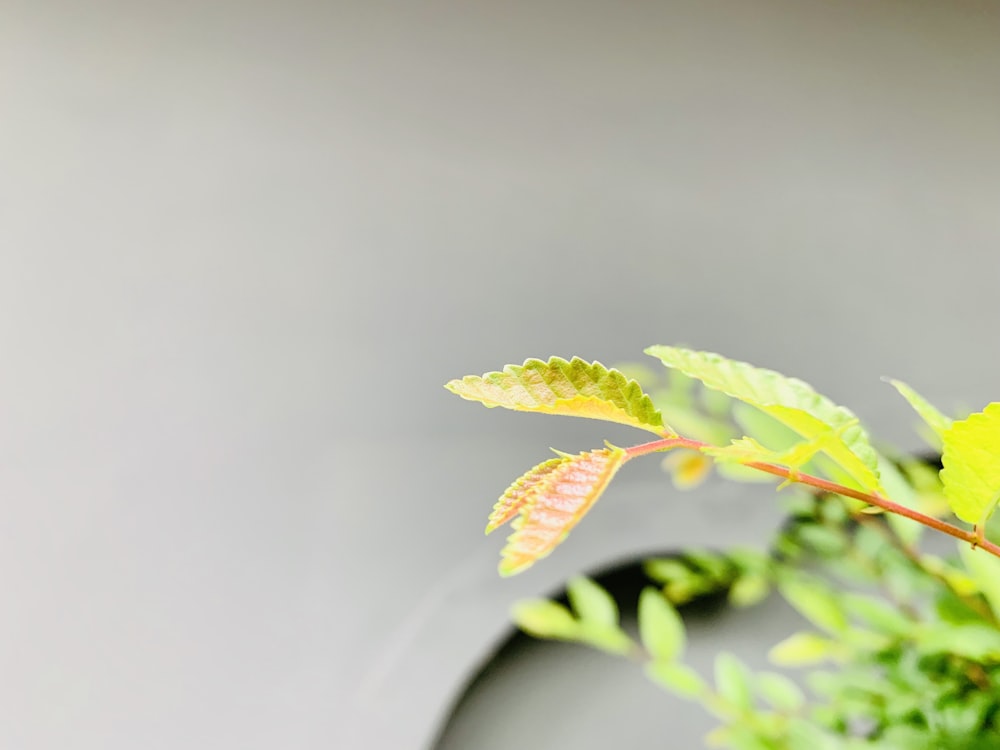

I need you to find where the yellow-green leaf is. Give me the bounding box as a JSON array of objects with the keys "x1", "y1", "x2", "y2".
[
  {"x1": 638, "y1": 587, "x2": 686, "y2": 661},
  {"x1": 885, "y1": 378, "x2": 952, "y2": 444},
  {"x1": 445, "y1": 357, "x2": 668, "y2": 435},
  {"x1": 499, "y1": 447, "x2": 629, "y2": 576},
  {"x1": 959, "y1": 543, "x2": 1000, "y2": 620},
  {"x1": 511, "y1": 599, "x2": 580, "y2": 639},
  {"x1": 941, "y1": 403, "x2": 1000, "y2": 525},
  {"x1": 645, "y1": 346, "x2": 880, "y2": 492}
]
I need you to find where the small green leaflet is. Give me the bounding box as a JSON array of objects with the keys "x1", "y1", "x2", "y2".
[
  {"x1": 638, "y1": 587, "x2": 686, "y2": 661},
  {"x1": 885, "y1": 378, "x2": 952, "y2": 443},
  {"x1": 645, "y1": 346, "x2": 881, "y2": 492},
  {"x1": 499, "y1": 447, "x2": 629, "y2": 576},
  {"x1": 445, "y1": 357, "x2": 669, "y2": 435},
  {"x1": 941, "y1": 403, "x2": 1000, "y2": 525}
]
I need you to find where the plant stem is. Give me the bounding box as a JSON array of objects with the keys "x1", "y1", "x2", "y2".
[{"x1": 625, "y1": 436, "x2": 1000, "y2": 561}]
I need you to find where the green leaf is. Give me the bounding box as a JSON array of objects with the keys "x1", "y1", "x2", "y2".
[
  {"x1": 769, "y1": 632, "x2": 841, "y2": 666},
  {"x1": 714, "y1": 652, "x2": 753, "y2": 711},
  {"x1": 841, "y1": 592, "x2": 914, "y2": 637},
  {"x1": 916, "y1": 623, "x2": 1000, "y2": 660},
  {"x1": 567, "y1": 576, "x2": 619, "y2": 627},
  {"x1": 941, "y1": 403, "x2": 1000, "y2": 525},
  {"x1": 638, "y1": 587, "x2": 686, "y2": 661},
  {"x1": 777, "y1": 574, "x2": 849, "y2": 635},
  {"x1": 645, "y1": 346, "x2": 881, "y2": 492},
  {"x1": 885, "y1": 378, "x2": 952, "y2": 443},
  {"x1": 756, "y1": 671, "x2": 805, "y2": 712},
  {"x1": 446, "y1": 357, "x2": 668, "y2": 434},
  {"x1": 645, "y1": 660, "x2": 706, "y2": 698},
  {"x1": 958, "y1": 542, "x2": 1000, "y2": 620},
  {"x1": 728, "y1": 574, "x2": 771, "y2": 608},
  {"x1": 511, "y1": 599, "x2": 580, "y2": 640},
  {"x1": 498, "y1": 447, "x2": 629, "y2": 576},
  {"x1": 576, "y1": 622, "x2": 635, "y2": 656}
]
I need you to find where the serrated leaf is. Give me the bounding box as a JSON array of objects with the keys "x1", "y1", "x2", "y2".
[
  {"x1": 645, "y1": 660, "x2": 706, "y2": 698},
  {"x1": 645, "y1": 346, "x2": 880, "y2": 492},
  {"x1": 498, "y1": 447, "x2": 629, "y2": 576},
  {"x1": 446, "y1": 357, "x2": 668, "y2": 434},
  {"x1": 511, "y1": 599, "x2": 580, "y2": 639},
  {"x1": 486, "y1": 457, "x2": 564, "y2": 534},
  {"x1": 638, "y1": 587, "x2": 686, "y2": 661},
  {"x1": 885, "y1": 378, "x2": 952, "y2": 444},
  {"x1": 567, "y1": 576, "x2": 619, "y2": 626},
  {"x1": 940, "y1": 403, "x2": 1000, "y2": 525}
]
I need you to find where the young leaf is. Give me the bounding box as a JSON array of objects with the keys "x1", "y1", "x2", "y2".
[
  {"x1": 445, "y1": 357, "x2": 668, "y2": 435},
  {"x1": 714, "y1": 652, "x2": 753, "y2": 711},
  {"x1": 511, "y1": 599, "x2": 580, "y2": 640},
  {"x1": 498, "y1": 447, "x2": 629, "y2": 576},
  {"x1": 645, "y1": 660, "x2": 707, "y2": 698},
  {"x1": 885, "y1": 378, "x2": 952, "y2": 443},
  {"x1": 638, "y1": 587, "x2": 686, "y2": 661},
  {"x1": 769, "y1": 632, "x2": 841, "y2": 667},
  {"x1": 777, "y1": 574, "x2": 849, "y2": 635},
  {"x1": 645, "y1": 346, "x2": 881, "y2": 492},
  {"x1": 940, "y1": 403, "x2": 1000, "y2": 525},
  {"x1": 756, "y1": 671, "x2": 805, "y2": 712},
  {"x1": 566, "y1": 576, "x2": 619, "y2": 626},
  {"x1": 486, "y1": 457, "x2": 565, "y2": 534},
  {"x1": 576, "y1": 622, "x2": 635, "y2": 656}
]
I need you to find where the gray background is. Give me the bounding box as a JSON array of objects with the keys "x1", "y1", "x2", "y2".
[{"x1": 3, "y1": 0, "x2": 1000, "y2": 748}]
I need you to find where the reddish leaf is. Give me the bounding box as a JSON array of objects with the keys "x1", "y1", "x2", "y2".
[{"x1": 499, "y1": 447, "x2": 629, "y2": 576}]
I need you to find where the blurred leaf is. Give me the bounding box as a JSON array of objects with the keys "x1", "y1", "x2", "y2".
[
  {"x1": 644, "y1": 557, "x2": 692, "y2": 582},
  {"x1": 638, "y1": 587, "x2": 686, "y2": 662},
  {"x1": 958, "y1": 543, "x2": 1000, "y2": 620},
  {"x1": 662, "y1": 449, "x2": 714, "y2": 489},
  {"x1": 794, "y1": 523, "x2": 848, "y2": 556},
  {"x1": 917, "y1": 623, "x2": 1000, "y2": 660},
  {"x1": 511, "y1": 599, "x2": 579, "y2": 640},
  {"x1": 940, "y1": 403, "x2": 1000, "y2": 524},
  {"x1": 841, "y1": 592, "x2": 914, "y2": 637},
  {"x1": 756, "y1": 671, "x2": 805, "y2": 712},
  {"x1": 877, "y1": 452, "x2": 925, "y2": 547},
  {"x1": 777, "y1": 574, "x2": 849, "y2": 635},
  {"x1": 566, "y1": 576, "x2": 619, "y2": 626},
  {"x1": 714, "y1": 652, "x2": 754, "y2": 711},
  {"x1": 576, "y1": 621, "x2": 635, "y2": 656},
  {"x1": 645, "y1": 660, "x2": 706, "y2": 698},
  {"x1": 684, "y1": 550, "x2": 734, "y2": 584},
  {"x1": 769, "y1": 632, "x2": 842, "y2": 667},
  {"x1": 728, "y1": 574, "x2": 771, "y2": 608}
]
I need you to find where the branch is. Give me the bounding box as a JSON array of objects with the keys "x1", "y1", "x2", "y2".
[{"x1": 625, "y1": 437, "x2": 1000, "y2": 561}]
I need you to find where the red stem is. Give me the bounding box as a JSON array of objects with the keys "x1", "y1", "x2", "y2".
[{"x1": 625, "y1": 436, "x2": 1000, "y2": 560}]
